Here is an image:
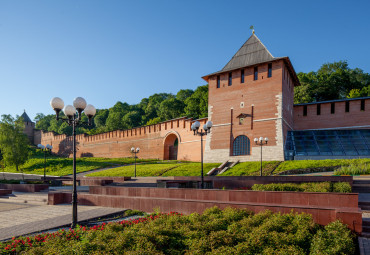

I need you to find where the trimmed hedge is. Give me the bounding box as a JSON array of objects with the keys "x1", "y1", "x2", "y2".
[
  {"x1": 0, "y1": 207, "x2": 356, "y2": 254},
  {"x1": 251, "y1": 182, "x2": 352, "y2": 193}
]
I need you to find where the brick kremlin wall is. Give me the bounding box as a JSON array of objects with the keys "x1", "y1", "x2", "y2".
[
  {"x1": 38, "y1": 117, "x2": 208, "y2": 162},
  {"x1": 294, "y1": 98, "x2": 370, "y2": 130}
]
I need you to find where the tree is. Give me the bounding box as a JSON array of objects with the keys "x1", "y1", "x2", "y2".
[
  {"x1": 294, "y1": 61, "x2": 370, "y2": 104},
  {"x1": 0, "y1": 115, "x2": 30, "y2": 178},
  {"x1": 184, "y1": 85, "x2": 208, "y2": 119},
  {"x1": 158, "y1": 98, "x2": 185, "y2": 120},
  {"x1": 176, "y1": 89, "x2": 194, "y2": 101},
  {"x1": 106, "y1": 111, "x2": 124, "y2": 131},
  {"x1": 122, "y1": 111, "x2": 141, "y2": 129}
]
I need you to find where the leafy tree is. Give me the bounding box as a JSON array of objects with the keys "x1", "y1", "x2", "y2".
[
  {"x1": 122, "y1": 111, "x2": 141, "y2": 129},
  {"x1": 105, "y1": 111, "x2": 124, "y2": 131},
  {"x1": 184, "y1": 85, "x2": 208, "y2": 119},
  {"x1": 158, "y1": 98, "x2": 185, "y2": 120},
  {"x1": 176, "y1": 89, "x2": 194, "y2": 101},
  {"x1": 146, "y1": 117, "x2": 161, "y2": 126},
  {"x1": 35, "y1": 113, "x2": 54, "y2": 131},
  {"x1": 0, "y1": 115, "x2": 30, "y2": 177},
  {"x1": 295, "y1": 61, "x2": 370, "y2": 104},
  {"x1": 94, "y1": 109, "x2": 109, "y2": 129}
]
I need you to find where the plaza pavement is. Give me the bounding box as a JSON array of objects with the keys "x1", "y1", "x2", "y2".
[{"x1": 0, "y1": 201, "x2": 125, "y2": 241}]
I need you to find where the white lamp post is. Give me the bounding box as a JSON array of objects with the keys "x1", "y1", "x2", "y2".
[
  {"x1": 191, "y1": 120, "x2": 213, "y2": 189},
  {"x1": 50, "y1": 97, "x2": 96, "y2": 229},
  {"x1": 131, "y1": 147, "x2": 140, "y2": 177},
  {"x1": 254, "y1": 137, "x2": 268, "y2": 176}
]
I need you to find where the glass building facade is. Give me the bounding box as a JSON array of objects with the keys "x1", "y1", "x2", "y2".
[{"x1": 285, "y1": 129, "x2": 370, "y2": 160}]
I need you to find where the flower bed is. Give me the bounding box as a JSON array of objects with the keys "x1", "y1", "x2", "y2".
[{"x1": 0, "y1": 207, "x2": 356, "y2": 254}]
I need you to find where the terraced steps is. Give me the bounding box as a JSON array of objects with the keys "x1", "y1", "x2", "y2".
[{"x1": 0, "y1": 191, "x2": 49, "y2": 205}]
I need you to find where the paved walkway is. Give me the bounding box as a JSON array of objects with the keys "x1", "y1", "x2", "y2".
[{"x1": 0, "y1": 201, "x2": 126, "y2": 241}]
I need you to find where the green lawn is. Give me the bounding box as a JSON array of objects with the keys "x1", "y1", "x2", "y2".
[
  {"x1": 162, "y1": 163, "x2": 220, "y2": 176},
  {"x1": 1, "y1": 156, "x2": 156, "y2": 176},
  {"x1": 87, "y1": 162, "x2": 221, "y2": 177},
  {"x1": 86, "y1": 162, "x2": 181, "y2": 177},
  {"x1": 275, "y1": 158, "x2": 370, "y2": 174},
  {"x1": 219, "y1": 161, "x2": 280, "y2": 176}
]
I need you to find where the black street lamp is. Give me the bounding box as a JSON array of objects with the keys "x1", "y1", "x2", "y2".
[
  {"x1": 37, "y1": 144, "x2": 53, "y2": 182},
  {"x1": 131, "y1": 147, "x2": 140, "y2": 177},
  {"x1": 191, "y1": 120, "x2": 213, "y2": 189},
  {"x1": 50, "y1": 97, "x2": 96, "y2": 229},
  {"x1": 254, "y1": 137, "x2": 268, "y2": 176}
]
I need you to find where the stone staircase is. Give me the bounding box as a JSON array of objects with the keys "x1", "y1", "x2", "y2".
[
  {"x1": 0, "y1": 191, "x2": 49, "y2": 205},
  {"x1": 353, "y1": 178, "x2": 370, "y2": 238},
  {"x1": 353, "y1": 179, "x2": 370, "y2": 193},
  {"x1": 362, "y1": 219, "x2": 370, "y2": 238},
  {"x1": 207, "y1": 161, "x2": 239, "y2": 176}
]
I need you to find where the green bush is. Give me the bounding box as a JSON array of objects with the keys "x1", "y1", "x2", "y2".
[
  {"x1": 332, "y1": 182, "x2": 352, "y2": 193},
  {"x1": 252, "y1": 183, "x2": 304, "y2": 192},
  {"x1": 251, "y1": 182, "x2": 351, "y2": 193},
  {"x1": 310, "y1": 220, "x2": 356, "y2": 254},
  {"x1": 334, "y1": 163, "x2": 370, "y2": 175},
  {"x1": 0, "y1": 207, "x2": 356, "y2": 254}
]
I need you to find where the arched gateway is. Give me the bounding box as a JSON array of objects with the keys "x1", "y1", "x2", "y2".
[{"x1": 163, "y1": 133, "x2": 180, "y2": 160}]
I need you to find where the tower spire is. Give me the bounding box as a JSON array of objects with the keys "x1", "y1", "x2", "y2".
[{"x1": 250, "y1": 25, "x2": 255, "y2": 34}]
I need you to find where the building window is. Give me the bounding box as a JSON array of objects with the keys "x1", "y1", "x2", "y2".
[
  {"x1": 228, "y1": 72, "x2": 232, "y2": 86},
  {"x1": 241, "y1": 69, "x2": 245, "y2": 83},
  {"x1": 217, "y1": 75, "x2": 220, "y2": 88},
  {"x1": 254, "y1": 67, "x2": 258, "y2": 80},
  {"x1": 303, "y1": 105, "x2": 307, "y2": 116},
  {"x1": 345, "y1": 101, "x2": 350, "y2": 112},
  {"x1": 317, "y1": 104, "x2": 321, "y2": 115},
  {"x1": 268, "y1": 63, "x2": 272, "y2": 78},
  {"x1": 361, "y1": 99, "x2": 365, "y2": 111},
  {"x1": 331, "y1": 102, "x2": 335, "y2": 114},
  {"x1": 232, "y1": 135, "x2": 250, "y2": 156}
]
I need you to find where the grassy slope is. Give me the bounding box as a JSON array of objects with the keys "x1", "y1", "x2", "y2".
[
  {"x1": 219, "y1": 161, "x2": 280, "y2": 176},
  {"x1": 275, "y1": 158, "x2": 370, "y2": 174},
  {"x1": 87, "y1": 162, "x2": 221, "y2": 177},
  {"x1": 1, "y1": 155, "x2": 156, "y2": 176},
  {"x1": 162, "y1": 163, "x2": 220, "y2": 176},
  {"x1": 87, "y1": 162, "x2": 181, "y2": 177}
]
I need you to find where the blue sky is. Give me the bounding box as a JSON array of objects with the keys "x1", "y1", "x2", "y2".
[{"x1": 1, "y1": 0, "x2": 369, "y2": 120}]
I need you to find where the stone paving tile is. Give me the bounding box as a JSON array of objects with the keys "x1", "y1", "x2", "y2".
[{"x1": 0, "y1": 202, "x2": 125, "y2": 241}]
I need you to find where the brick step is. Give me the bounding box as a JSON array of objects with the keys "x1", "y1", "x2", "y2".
[
  {"x1": 353, "y1": 188, "x2": 370, "y2": 193},
  {"x1": 353, "y1": 184, "x2": 370, "y2": 188},
  {"x1": 0, "y1": 193, "x2": 48, "y2": 205},
  {"x1": 361, "y1": 232, "x2": 370, "y2": 238},
  {"x1": 353, "y1": 180, "x2": 370, "y2": 184},
  {"x1": 362, "y1": 226, "x2": 370, "y2": 232},
  {"x1": 362, "y1": 220, "x2": 370, "y2": 227}
]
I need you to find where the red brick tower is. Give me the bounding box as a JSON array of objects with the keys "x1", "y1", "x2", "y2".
[
  {"x1": 202, "y1": 33, "x2": 300, "y2": 162},
  {"x1": 21, "y1": 111, "x2": 35, "y2": 144}
]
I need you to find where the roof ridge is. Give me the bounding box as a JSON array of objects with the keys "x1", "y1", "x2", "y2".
[{"x1": 253, "y1": 33, "x2": 274, "y2": 58}]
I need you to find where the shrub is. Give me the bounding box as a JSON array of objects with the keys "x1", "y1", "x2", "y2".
[
  {"x1": 310, "y1": 220, "x2": 356, "y2": 255},
  {"x1": 334, "y1": 163, "x2": 370, "y2": 175},
  {"x1": 332, "y1": 182, "x2": 352, "y2": 193},
  {"x1": 251, "y1": 182, "x2": 351, "y2": 193},
  {"x1": 0, "y1": 207, "x2": 356, "y2": 254}
]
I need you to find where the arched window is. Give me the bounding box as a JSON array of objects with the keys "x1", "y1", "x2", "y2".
[{"x1": 233, "y1": 135, "x2": 250, "y2": 156}]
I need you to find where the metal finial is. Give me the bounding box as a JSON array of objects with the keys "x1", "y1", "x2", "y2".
[{"x1": 250, "y1": 25, "x2": 255, "y2": 34}]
